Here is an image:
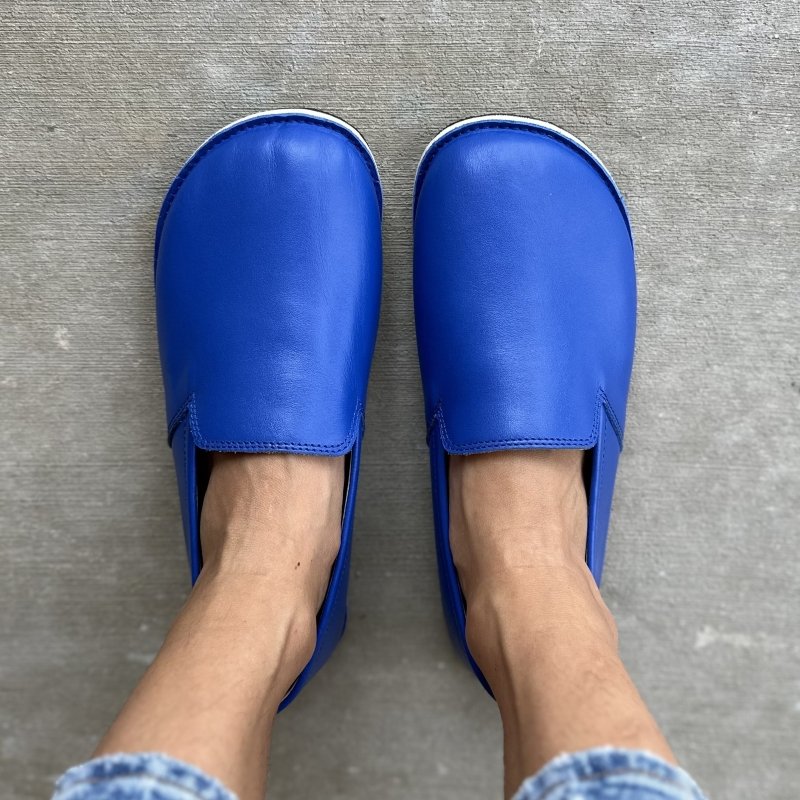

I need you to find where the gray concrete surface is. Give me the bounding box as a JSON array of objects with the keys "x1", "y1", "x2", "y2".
[{"x1": 1, "y1": 1, "x2": 798, "y2": 798}]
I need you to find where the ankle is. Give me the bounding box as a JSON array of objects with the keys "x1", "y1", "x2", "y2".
[
  {"x1": 185, "y1": 568, "x2": 320, "y2": 699},
  {"x1": 449, "y1": 449, "x2": 588, "y2": 599},
  {"x1": 464, "y1": 563, "x2": 619, "y2": 675},
  {"x1": 198, "y1": 452, "x2": 344, "y2": 608}
]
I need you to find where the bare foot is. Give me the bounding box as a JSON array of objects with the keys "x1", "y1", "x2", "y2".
[
  {"x1": 449, "y1": 450, "x2": 616, "y2": 664},
  {"x1": 95, "y1": 453, "x2": 344, "y2": 800},
  {"x1": 449, "y1": 450, "x2": 674, "y2": 798},
  {"x1": 201, "y1": 453, "x2": 343, "y2": 601},
  {"x1": 195, "y1": 452, "x2": 345, "y2": 684}
]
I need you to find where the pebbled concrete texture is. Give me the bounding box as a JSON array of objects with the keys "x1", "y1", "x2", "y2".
[{"x1": 1, "y1": 1, "x2": 798, "y2": 798}]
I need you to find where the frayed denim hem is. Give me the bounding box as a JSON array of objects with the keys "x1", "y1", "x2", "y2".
[
  {"x1": 52, "y1": 752, "x2": 238, "y2": 800},
  {"x1": 52, "y1": 746, "x2": 707, "y2": 800},
  {"x1": 512, "y1": 747, "x2": 708, "y2": 800}
]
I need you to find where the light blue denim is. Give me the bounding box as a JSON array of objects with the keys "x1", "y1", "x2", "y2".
[
  {"x1": 53, "y1": 747, "x2": 707, "y2": 800},
  {"x1": 511, "y1": 747, "x2": 707, "y2": 800}
]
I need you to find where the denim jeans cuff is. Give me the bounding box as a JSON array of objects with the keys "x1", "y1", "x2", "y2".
[
  {"x1": 512, "y1": 746, "x2": 707, "y2": 800},
  {"x1": 53, "y1": 752, "x2": 237, "y2": 800}
]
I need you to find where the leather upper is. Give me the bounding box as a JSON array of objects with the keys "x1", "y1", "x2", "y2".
[
  {"x1": 414, "y1": 119, "x2": 636, "y2": 693},
  {"x1": 414, "y1": 121, "x2": 635, "y2": 456},
  {"x1": 156, "y1": 114, "x2": 382, "y2": 455},
  {"x1": 155, "y1": 112, "x2": 382, "y2": 708}
]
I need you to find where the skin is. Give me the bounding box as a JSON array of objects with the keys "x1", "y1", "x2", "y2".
[
  {"x1": 95, "y1": 453, "x2": 345, "y2": 800},
  {"x1": 95, "y1": 450, "x2": 675, "y2": 800},
  {"x1": 449, "y1": 450, "x2": 675, "y2": 798}
]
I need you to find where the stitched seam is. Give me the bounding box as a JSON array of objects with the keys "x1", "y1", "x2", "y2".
[
  {"x1": 432, "y1": 387, "x2": 603, "y2": 450},
  {"x1": 154, "y1": 115, "x2": 382, "y2": 276},
  {"x1": 167, "y1": 395, "x2": 192, "y2": 442},
  {"x1": 186, "y1": 394, "x2": 362, "y2": 452},
  {"x1": 602, "y1": 395, "x2": 625, "y2": 448},
  {"x1": 429, "y1": 387, "x2": 626, "y2": 452},
  {"x1": 413, "y1": 120, "x2": 630, "y2": 238},
  {"x1": 433, "y1": 401, "x2": 599, "y2": 445}
]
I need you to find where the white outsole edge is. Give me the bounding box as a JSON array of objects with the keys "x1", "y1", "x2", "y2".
[
  {"x1": 414, "y1": 114, "x2": 623, "y2": 204},
  {"x1": 183, "y1": 108, "x2": 382, "y2": 192}
]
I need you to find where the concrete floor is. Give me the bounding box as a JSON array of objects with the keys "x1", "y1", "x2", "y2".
[{"x1": 1, "y1": 1, "x2": 799, "y2": 798}]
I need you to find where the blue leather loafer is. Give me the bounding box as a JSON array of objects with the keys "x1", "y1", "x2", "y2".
[
  {"x1": 413, "y1": 115, "x2": 635, "y2": 694},
  {"x1": 155, "y1": 109, "x2": 382, "y2": 708}
]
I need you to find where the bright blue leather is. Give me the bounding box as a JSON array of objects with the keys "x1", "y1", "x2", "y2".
[
  {"x1": 413, "y1": 119, "x2": 635, "y2": 693},
  {"x1": 155, "y1": 112, "x2": 382, "y2": 708}
]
